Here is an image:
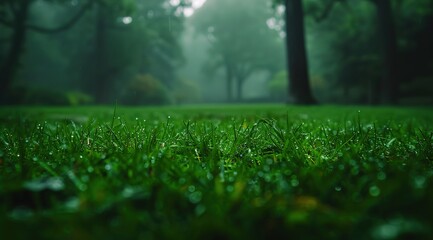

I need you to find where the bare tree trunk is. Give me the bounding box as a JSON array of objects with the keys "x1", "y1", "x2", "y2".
[
  {"x1": 93, "y1": 5, "x2": 109, "y2": 104},
  {"x1": 0, "y1": 2, "x2": 30, "y2": 101},
  {"x1": 284, "y1": 0, "x2": 316, "y2": 104},
  {"x1": 0, "y1": 1, "x2": 92, "y2": 103},
  {"x1": 373, "y1": 0, "x2": 399, "y2": 104}
]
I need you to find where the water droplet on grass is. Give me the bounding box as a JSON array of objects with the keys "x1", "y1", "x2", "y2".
[
  {"x1": 79, "y1": 183, "x2": 87, "y2": 191},
  {"x1": 65, "y1": 197, "x2": 80, "y2": 210},
  {"x1": 195, "y1": 204, "x2": 206, "y2": 216},
  {"x1": 369, "y1": 185, "x2": 381, "y2": 197},
  {"x1": 413, "y1": 176, "x2": 426, "y2": 189},
  {"x1": 105, "y1": 164, "x2": 112, "y2": 171},
  {"x1": 377, "y1": 172, "x2": 387, "y2": 181},
  {"x1": 291, "y1": 178, "x2": 299, "y2": 187},
  {"x1": 122, "y1": 187, "x2": 135, "y2": 198},
  {"x1": 188, "y1": 185, "x2": 196, "y2": 192},
  {"x1": 189, "y1": 191, "x2": 202, "y2": 204}
]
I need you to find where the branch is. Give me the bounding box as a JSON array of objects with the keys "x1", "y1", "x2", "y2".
[{"x1": 27, "y1": 0, "x2": 94, "y2": 34}]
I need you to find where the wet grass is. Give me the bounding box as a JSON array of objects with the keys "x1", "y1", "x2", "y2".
[{"x1": 0, "y1": 104, "x2": 432, "y2": 239}]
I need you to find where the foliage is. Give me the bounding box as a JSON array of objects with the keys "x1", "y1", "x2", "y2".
[
  {"x1": 0, "y1": 0, "x2": 186, "y2": 104},
  {"x1": 1, "y1": 87, "x2": 95, "y2": 106},
  {"x1": 394, "y1": 0, "x2": 433, "y2": 101},
  {"x1": 1, "y1": 86, "x2": 69, "y2": 105},
  {"x1": 66, "y1": 91, "x2": 94, "y2": 106},
  {"x1": 120, "y1": 74, "x2": 172, "y2": 105},
  {"x1": 0, "y1": 105, "x2": 432, "y2": 239},
  {"x1": 172, "y1": 79, "x2": 201, "y2": 104}
]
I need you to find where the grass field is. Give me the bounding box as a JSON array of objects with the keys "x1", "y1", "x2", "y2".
[{"x1": 0, "y1": 104, "x2": 432, "y2": 239}]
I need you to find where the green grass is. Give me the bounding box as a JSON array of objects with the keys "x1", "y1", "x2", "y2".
[{"x1": 0, "y1": 104, "x2": 432, "y2": 239}]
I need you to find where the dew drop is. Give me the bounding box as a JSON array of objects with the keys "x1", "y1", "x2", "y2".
[
  {"x1": 369, "y1": 185, "x2": 381, "y2": 197},
  {"x1": 189, "y1": 191, "x2": 202, "y2": 204},
  {"x1": 195, "y1": 204, "x2": 206, "y2": 216},
  {"x1": 188, "y1": 185, "x2": 196, "y2": 192},
  {"x1": 105, "y1": 164, "x2": 112, "y2": 171},
  {"x1": 377, "y1": 172, "x2": 387, "y2": 181},
  {"x1": 413, "y1": 176, "x2": 426, "y2": 189},
  {"x1": 291, "y1": 178, "x2": 299, "y2": 187}
]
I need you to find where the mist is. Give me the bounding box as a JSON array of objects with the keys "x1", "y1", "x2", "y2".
[{"x1": 1, "y1": 0, "x2": 432, "y2": 106}]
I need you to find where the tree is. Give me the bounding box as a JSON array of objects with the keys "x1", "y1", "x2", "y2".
[
  {"x1": 370, "y1": 0, "x2": 399, "y2": 104},
  {"x1": 193, "y1": 0, "x2": 284, "y2": 102},
  {"x1": 283, "y1": 0, "x2": 316, "y2": 104},
  {"x1": 0, "y1": 0, "x2": 94, "y2": 102},
  {"x1": 63, "y1": 0, "x2": 184, "y2": 104},
  {"x1": 395, "y1": 0, "x2": 433, "y2": 102},
  {"x1": 84, "y1": 0, "x2": 136, "y2": 103}
]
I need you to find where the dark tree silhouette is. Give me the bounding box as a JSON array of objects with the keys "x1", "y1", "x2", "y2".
[
  {"x1": 0, "y1": 0, "x2": 93, "y2": 101},
  {"x1": 371, "y1": 0, "x2": 399, "y2": 104},
  {"x1": 284, "y1": 0, "x2": 316, "y2": 104}
]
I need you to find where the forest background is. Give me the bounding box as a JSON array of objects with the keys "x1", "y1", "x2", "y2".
[{"x1": 0, "y1": 0, "x2": 432, "y2": 106}]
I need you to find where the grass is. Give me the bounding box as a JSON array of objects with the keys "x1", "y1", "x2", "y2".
[{"x1": 0, "y1": 104, "x2": 432, "y2": 239}]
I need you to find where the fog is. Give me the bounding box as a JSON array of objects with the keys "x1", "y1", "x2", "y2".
[{"x1": 1, "y1": 0, "x2": 432, "y2": 105}]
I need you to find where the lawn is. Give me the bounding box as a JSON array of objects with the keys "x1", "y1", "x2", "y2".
[{"x1": 0, "y1": 104, "x2": 432, "y2": 239}]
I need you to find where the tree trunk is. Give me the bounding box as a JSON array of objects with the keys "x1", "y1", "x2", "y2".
[
  {"x1": 93, "y1": 5, "x2": 109, "y2": 104},
  {"x1": 284, "y1": 0, "x2": 316, "y2": 104},
  {"x1": 374, "y1": 0, "x2": 399, "y2": 105},
  {"x1": 0, "y1": 1, "x2": 30, "y2": 101}
]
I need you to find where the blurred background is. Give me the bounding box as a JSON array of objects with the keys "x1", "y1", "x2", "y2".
[{"x1": 0, "y1": 0, "x2": 432, "y2": 106}]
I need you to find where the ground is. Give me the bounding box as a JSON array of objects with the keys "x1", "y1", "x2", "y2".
[{"x1": 0, "y1": 104, "x2": 432, "y2": 239}]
